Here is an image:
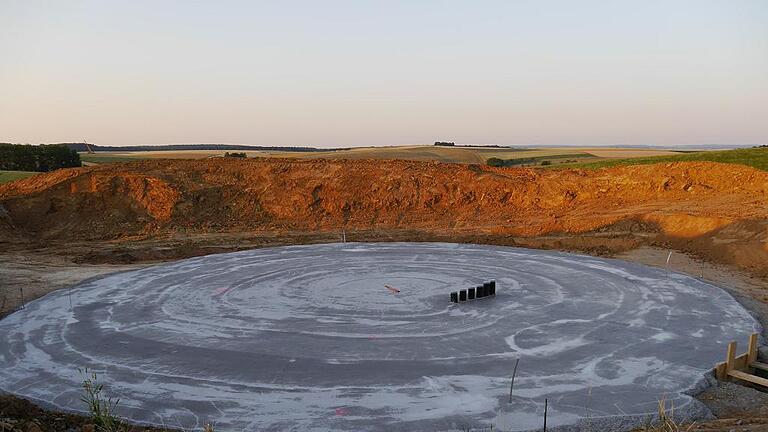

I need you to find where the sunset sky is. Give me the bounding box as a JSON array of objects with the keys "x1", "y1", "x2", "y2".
[{"x1": 1, "y1": 0, "x2": 766, "y2": 147}]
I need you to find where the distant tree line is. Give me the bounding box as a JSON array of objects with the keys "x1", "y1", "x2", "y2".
[
  {"x1": 434, "y1": 141, "x2": 455, "y2": 146},
  {"x1": 0, "y1": 144, "x2": 82, "y2": 172}
]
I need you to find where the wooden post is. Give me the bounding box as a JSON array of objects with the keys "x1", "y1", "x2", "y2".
[
  {"x1": 726, "y1": 341, "x2": 737, "y2": 374},
  {"x1": 716, "y1": 334, "x2": 768, "y2": 389},
  {"x1": 748, "y1": 333, "x2": 758, "y2": 364},
  {"x1": 543, "y1": 398, "x2": 548, "y2": 431}
]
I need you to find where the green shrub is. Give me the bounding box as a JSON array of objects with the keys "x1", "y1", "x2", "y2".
[{"x1": 486, "y1": 157, "x2": 505, "y2": 167}]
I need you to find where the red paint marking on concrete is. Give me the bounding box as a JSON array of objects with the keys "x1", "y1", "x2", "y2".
[{"x1": 384, "y1": 285, "x2": 400, "y2": 294}]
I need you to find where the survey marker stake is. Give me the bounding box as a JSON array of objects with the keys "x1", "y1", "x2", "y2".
[
  {"x1": 19, "y1": 287, "x2": 25, "y2": 310},
  {"x1": 543, "y1": 398, "x2": 548, "y2": 431},
  {"x1": 509, "y1": 358, "x2": 520, "y2": 403}
]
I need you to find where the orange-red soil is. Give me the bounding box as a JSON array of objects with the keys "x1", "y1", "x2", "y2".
[{"x1": 1, "y1": 158, "x2": 767, "y2": 275}]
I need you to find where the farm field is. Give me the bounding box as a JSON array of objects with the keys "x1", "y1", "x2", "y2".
[
  {"x1": 563, "y1": 146, "x2": 768, "y2": 172},
  {"x1": 2, "y1": 152, "x2": 768, "y2": 432},
  {"x1": 79, "y1": 145, "x2": 690, "y2": 166}
]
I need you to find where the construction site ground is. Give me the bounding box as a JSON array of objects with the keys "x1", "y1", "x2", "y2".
[{"x1": 2, "y1": 158, "x2": 768, "y2": 431}]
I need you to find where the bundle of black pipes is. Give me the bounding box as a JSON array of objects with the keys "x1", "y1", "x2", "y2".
[{"x1": 450, "y1": 280, "x2": 496, "y2": 303}]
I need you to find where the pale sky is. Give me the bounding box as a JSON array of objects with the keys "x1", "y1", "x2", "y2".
[{"x1": 1, "y1": 0, "x2": 766, "y2": 147}]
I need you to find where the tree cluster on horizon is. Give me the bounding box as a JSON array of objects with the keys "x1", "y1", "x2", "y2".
[{"x1": 0, "y1": 143, "x2": 82, "y2": 172}]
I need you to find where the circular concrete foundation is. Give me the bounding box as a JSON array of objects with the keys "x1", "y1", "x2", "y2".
[{"x1": 0, "y1": 243, "x2": 759, "y2": 431}]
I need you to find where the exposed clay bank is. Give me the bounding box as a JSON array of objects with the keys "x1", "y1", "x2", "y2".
[{"x1": 0, "y1": 243, "x2": 759, "y2": 431}]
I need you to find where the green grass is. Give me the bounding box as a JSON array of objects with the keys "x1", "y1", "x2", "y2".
[
  {"x1": 488, "y1": 153, "x2": 596, "y2": 167},
  {"x1": 0, "y1": 170, "x2": 38, "y2": 184},
  {"x1": 558, "y1": 147, "x2": 768, "y2": 171},
  {"x1": 80, "y1": 154, "x2": 143, "y2": 164}
]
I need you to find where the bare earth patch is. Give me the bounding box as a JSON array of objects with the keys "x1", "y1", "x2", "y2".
[{"x1": 1, "y1": 234, "x2": 767, "y2": 431}]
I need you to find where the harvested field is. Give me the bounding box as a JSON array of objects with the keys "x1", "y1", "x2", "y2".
[
  {"x1": 78, "y1": 146, "x2": 695, "y2": 166},
  {"x1": 579, "y1": 148, "x2": 683, "y2": 158}
]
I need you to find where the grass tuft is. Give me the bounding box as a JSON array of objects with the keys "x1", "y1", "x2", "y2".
[
  {"x1": 79, "y1": 368, "x2": 124, "y2": 432},
  {"x1": 636, "y1": 396, "x2": 695, "y2": 432}
]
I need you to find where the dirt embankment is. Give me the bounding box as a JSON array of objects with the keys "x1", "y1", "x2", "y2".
[{"x1": 1, "y1": 157, "x2": 767, "y2": 275}]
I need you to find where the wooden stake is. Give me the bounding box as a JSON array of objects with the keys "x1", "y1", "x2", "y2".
[
  {"x1": 19, "y1": 287, "x2": 24, "y2": 310},
  {"x1": 748, "y1": 333, "x2": 758, "y2": 365},
  {"x1": 728, "y1": 370, "x2": 768, "y2": 388},
  {"x1": 725, "y1": 341, "x2": 737, "y2": 373}
]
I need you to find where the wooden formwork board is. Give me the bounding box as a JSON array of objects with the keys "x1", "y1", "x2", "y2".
[{"x1": 714, "y1": 332, "x2": 766, "y2": 389}]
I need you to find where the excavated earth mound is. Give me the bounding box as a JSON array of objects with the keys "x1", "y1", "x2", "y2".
[{"x1": 1, "y1": 158, "x2": 767, "y2": 273}]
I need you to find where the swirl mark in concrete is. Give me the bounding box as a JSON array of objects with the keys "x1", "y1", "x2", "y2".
[{"x1": 0, "y1": 243, "x2": 759, "y2": 431}]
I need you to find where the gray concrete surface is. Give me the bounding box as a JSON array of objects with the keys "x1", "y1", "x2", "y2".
[{"x1": 0, "y1": 243, "x2": 760, "y2": 431}]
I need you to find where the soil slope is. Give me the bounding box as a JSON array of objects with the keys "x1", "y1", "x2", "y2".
[{"x1": 1, "y1": 158, "x2": 767, "y2": 274}]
